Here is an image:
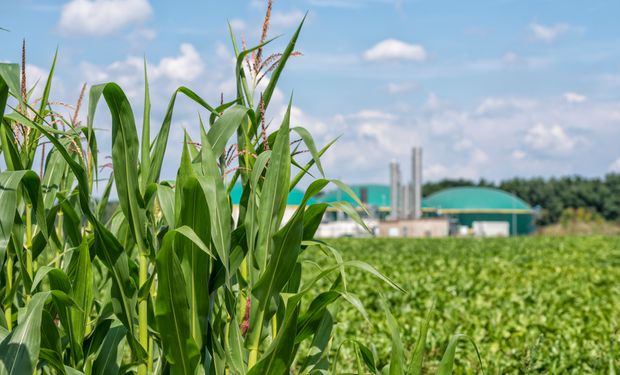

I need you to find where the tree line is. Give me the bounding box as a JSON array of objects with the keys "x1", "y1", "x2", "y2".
[{"x1": 422, "y1": 175, "x2": 620, "y2": 226}]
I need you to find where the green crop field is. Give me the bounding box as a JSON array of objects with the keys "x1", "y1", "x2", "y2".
[{"x1": 308, "y1": 236, "x2": 620, "y2": 374}]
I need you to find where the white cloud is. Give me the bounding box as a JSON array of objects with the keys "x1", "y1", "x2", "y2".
[
  {"x1": 524, "y1": 123, "x2": 576, "y2": 156},
  {"x1": 80, "y1": 43, "x2": 204, "y2": 99},
  {"x1": 363, "y1": 39, "x2": 427, "y2": 62},
  {"x1": 529, "y1": 23, "x2": 569, "y2": 42},
  {"x1": 229, "y1": 18, "x2": 246, "y2": 31},
  {"x1": 609, "y1": 158, "x2": 620, "y2": 173},
  {"x1": 155, "y1": 43, "x2": 203, "y2": 81},
  {"x1": 476, "y1": 97, "x2": 537, "y2": 116},
  {"x1": 58, "y1": 0, "x2": 152, "y2": 36},
  {"x1": 26, "y1": 64, "x2": 55, "y2": 100},
  {"x1": 270, "y1": 10, "x2": 305, "y2": 28},
  {"x1": 563, "y1": 92, "x2": 587, "y2": 104},
  {"x1": 387, "y1": 81, "x2": 416, "y2": 94},
  {"x1": 423, "y1": 93, "x2": 441, "y2": 111},
  {"x1": 512, "y1": 150, "x2": 527, "y2": 160}
]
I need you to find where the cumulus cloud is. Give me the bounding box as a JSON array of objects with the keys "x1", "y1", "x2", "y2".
[
  {"x1": 387, "y1": 81, "x2": 416, "y2": 94},
  {"x1": 512, "y1": 150, "x2": 527, "y2": 160},
  {"x1": 609, "y1": 158, "x2": 620, "y2": 173},
  {"x1": 81, "y1": 43, "x2": 204, "y2": 99},
  {"x1": 155, "y1": 43, "x2": 203, "y2": 81},
  {"x1": 528, "y1": 23, "x2": 569, "y2": 42},
  {"x1": 563, "y1": 92, "x2": 587, "y2": 104},
  {"x1": 363, "y1": 39, "x2": 427, "y2": 62},
  {"x1": 270, "y1": 10, "x2": 305, "y2": 28},
  {"x1": 476, "y1": 97, "x2": 537, "y2": 116},
  {"x1": 58, "y1": 0, "x2": 152, "y2": 36},
  {"x1": 229, "y1": 18, "x2": 246, "y2": 31},
  {"x1": 524, "y1": 123, "x2": 576, "y2": 156}
]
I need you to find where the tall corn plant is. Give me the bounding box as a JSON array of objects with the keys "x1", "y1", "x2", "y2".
[{"x1": 0, "y1": 7, "x2": 407, "y2": 375}]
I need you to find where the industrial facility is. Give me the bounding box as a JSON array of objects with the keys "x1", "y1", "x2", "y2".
[{"x1": 316, "y1": 147, "x2": 535, "y2": 237}]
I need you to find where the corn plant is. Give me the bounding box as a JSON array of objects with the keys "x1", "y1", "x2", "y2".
[{"x1": 0, "y1": 6, "x2": 413, "y2": 374}]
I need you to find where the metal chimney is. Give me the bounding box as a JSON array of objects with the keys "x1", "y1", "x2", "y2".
[
  {"x1": 401, "y1": 184, "x2": 410, "y2": 219},
  {"x1": 410, "y1": 147, "x2": 422, "y2": 219},
  {"x1": 389, "y1": 160, "x2": 401, "y2": 220}
]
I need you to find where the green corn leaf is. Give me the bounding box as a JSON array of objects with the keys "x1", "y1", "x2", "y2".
[
  {"x1": 254, "y1": 100, "x2": 292, "y2": 274},
  {"x1": 155, "y1": 231, "x2": 201, "y2": 375},
  {"x1": 197, "y1": 128, "x2": 231, "y2": 273},
  {"x1": 244, "y1": 151, "x2": 271, "y2": 255},
  {"x1": 67, "y1": 238, "x2": 94, "y2": 364},
  {"x1": 0, "y1": 170, "x2": 47, "y2": 269},
  {"x1": 0, "y1": 122, "x2": 23, "y2": 171},
  {"x1": 25, "y1": 50, "x2": 58, "y2": 166},
  {"x1": 259, "y1": 15, "x2": 306, "y2": 122},
  {"x1": 175, "y1": 225, "x2": 215, "y2": 259},
  {"x1": 95, "y1": 82, "x2": 148, "y2": 254},
  {"x1": 40, "y1": 310, "x2": 65, "y2": 375},
  {"x1": 96, "y1": 172, "x2": 115, "y2": 221},
  {"x1": 252, "y1": 208, "x2": 304, "y2": 311},
  {"x1": 35, "y1": 49, "x2": 57, "y2": 122},
  {"x1": 0, "y1": 292, "x2": 50, "y2": 375},
  {"x1": 207, "y1": 105, "x2": 251, "y2": 157},
  {"x1": 290, "y1": 136, "x2": 338, "y2": 191},
  {"x1": 408, "y1": 302, "x2": 434, "y2": 375},
  {"x1": 247, "y1": 303, "x2": 300, "y2": 375},
  {"x1": 140, "y1": 58, "x2": 151, "y2": 193},
  {"x1": 436, "y1": 334, "x2": 484, "y2": 375},
  {"x1": 0, "y1": 64, "x2": 20, "y2": 99},
  {"x1": 91, "y1": 324, "x2": 127, "y2": 375},
  {"x1": 299, "y1": 311, "x2": 333, "y2": 373},
  {"x1": 292, "y1": 126, "x2": 324, "y2": 177},
  {"x1": 357, "y1": 341, "x2": 379, "y2": 375},
  {"x1": 296, "y1": 291, "x2": 339, "y2": 343},
  {"x1": 381, "y1": 300, "x2": 405, "y2": 375},
  {"x1": 174, "y1": 138, "x2": 195, "y2": 226},
  {"x1": 148, "y1": 86, "x2": 218, "y2": 186},
  {"x1": 157, "y1": 183, "x2": 176, "y2": 228},
  {"x1": 328, "y1": 201, "x2": 370, "y2": 233},
  {"x1": 41, "y1": 140, "x2": 72, "y2": 208},
  {"x1": 12, "y1": 112, "x2": 144, "y2": 361}
]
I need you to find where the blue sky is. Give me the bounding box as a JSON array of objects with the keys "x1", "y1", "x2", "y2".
[{"x1": 3, "y1": 0, "x2": 620, "y2": 187}]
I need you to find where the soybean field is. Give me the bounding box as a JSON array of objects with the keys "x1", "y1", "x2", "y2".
[{"x1": 311, "y1": 236, "x2": 620, "y2": 374}]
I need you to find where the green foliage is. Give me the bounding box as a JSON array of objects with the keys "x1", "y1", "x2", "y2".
[{"x1": 316, "y1": 236, "x2": 620, "y2": 374}]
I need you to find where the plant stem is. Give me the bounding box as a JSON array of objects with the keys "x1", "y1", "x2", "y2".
[
  {"x1": 4, "y1": 256, "x2": 12, "y2": 331},
  {"x1": 271, "y1": 315, "x2": 277, "y2": 340},
  {"x1": 138, "y1": 252, "x2": 149, "y2": 375},
  {"x1": 55, "y1": 212, "x2": 63, "y2": 269},
  {"x1": 25, "y1": 204, "x2": 33, "y2": 302},
  {"x1": 247, "y1": 308, "x2": 264, "y2": 368}
]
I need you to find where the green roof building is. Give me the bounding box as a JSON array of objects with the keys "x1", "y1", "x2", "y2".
[
  {"x1": 318, "y1": 184, "x2": 535, "y2": 235},
  {"x1": 422, "y1": 187, "x2": 534, "y2": 235}
]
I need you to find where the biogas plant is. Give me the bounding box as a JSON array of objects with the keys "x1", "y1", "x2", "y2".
[{"x1": 314, "y1": 147, "x2": 535, "y2": 238}]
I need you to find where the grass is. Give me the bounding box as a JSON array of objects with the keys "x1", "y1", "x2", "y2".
[{"x1": 312, "y1": 236, "x2": 620, "y2": 374}]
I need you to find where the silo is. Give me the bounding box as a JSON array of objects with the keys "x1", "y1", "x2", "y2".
[
  {"x1": 389, "y1": 160, "x2": 401, "y2": 220},
  {"x1": 410, "y1": 147, "x2": 422, "y2": 219}
]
